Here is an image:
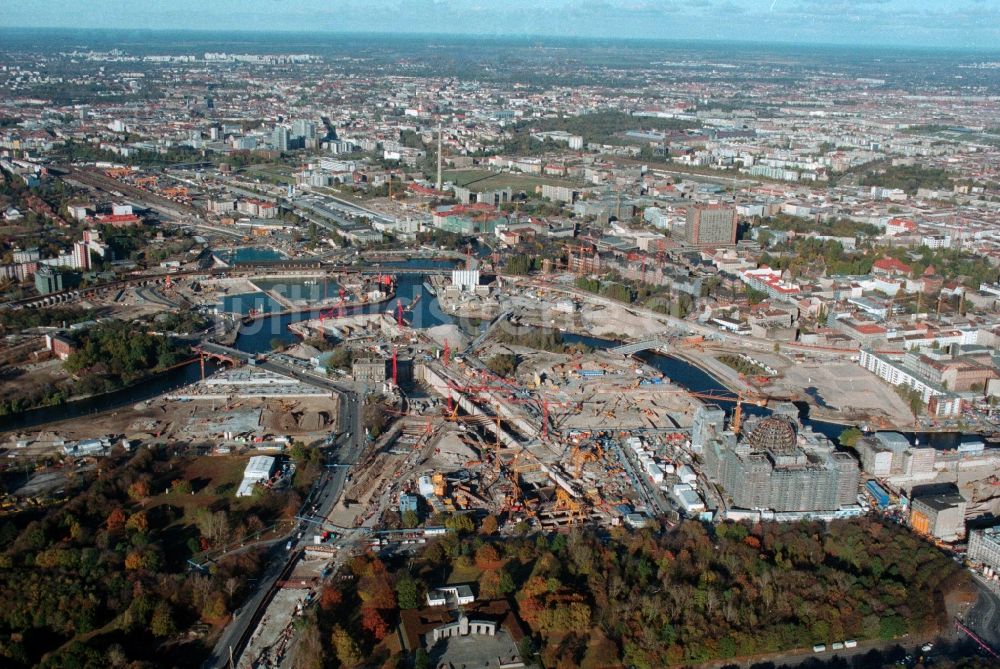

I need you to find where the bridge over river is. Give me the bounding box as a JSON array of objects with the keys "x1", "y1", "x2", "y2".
[{"x1": 607, "y1": 338, "x2": 672, "y2": 356}]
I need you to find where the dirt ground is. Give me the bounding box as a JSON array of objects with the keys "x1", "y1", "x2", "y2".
[
  {"x1": 2, "y1": 394, "x2": 340, "y2": 458},
  {"x1": 0, "y1": 357, "x2": 67, "y2": 404},
  {"x1": 580, "y1": 302, "x2": 672, "y2": 339},
  {"x1": 479, "y1": 342, "x2": 698, "y2": 431},
  {"x1": 762, "y1": 354, "x2": 915, "y2": 428},
  {"x1": 683, "y1": 344, "x2": 916, "y2": 430}
]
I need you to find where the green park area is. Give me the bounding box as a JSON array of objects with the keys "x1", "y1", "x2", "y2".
[{"x1": 444, "y1": 168, "x2": 579, "y2": 195}]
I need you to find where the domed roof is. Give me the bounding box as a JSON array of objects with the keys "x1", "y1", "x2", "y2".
[{"x1": 747, "y1": 415, "x2": 797, "y2": 452}]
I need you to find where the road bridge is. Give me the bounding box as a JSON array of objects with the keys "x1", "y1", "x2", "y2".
[
  {"x1": 192, "y1": 342, "x2": 254, "y2": 365},
  {"x1": 608, "y1": 339, "x2": 672, "y2": 356},
  {"x1": 3, "y1": 262, "x2": 481, "y2": 310}
]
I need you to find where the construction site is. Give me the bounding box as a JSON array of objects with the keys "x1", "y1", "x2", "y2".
[{"x1": 295, "y1": 314, "x2": 744, "y2": 535}]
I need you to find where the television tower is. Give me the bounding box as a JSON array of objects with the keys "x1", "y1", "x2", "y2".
[{"x1": 436, "y1": 122, "x2": 443, "y2": 192}]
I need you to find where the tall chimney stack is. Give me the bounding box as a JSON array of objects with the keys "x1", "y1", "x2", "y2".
[{"x1": 436, "y1": 123, "x2": 443, "y2": 192}]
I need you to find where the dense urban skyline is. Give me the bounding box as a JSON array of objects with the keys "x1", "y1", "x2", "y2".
[
  {"x1": 4, "y1": 0, "x2": 1000, "y2": 48},
  {"x1": 3, "y1": 10, "x2": 1000, "y2": 669}
]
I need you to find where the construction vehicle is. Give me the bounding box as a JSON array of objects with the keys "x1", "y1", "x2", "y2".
[
  {"x1": 570, "y1": 444, "x2": 600, "y2": 478},
  {"x1": 162, "y1": 186, "x2": 189, "y2": 198},
  {"x1": 553, "y1": 487, "x2": 587, "y2": 524}
]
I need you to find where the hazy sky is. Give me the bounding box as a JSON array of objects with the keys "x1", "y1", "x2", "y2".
[{"x1": 3, "y1": 0, "x2": 999, "y2": 49}]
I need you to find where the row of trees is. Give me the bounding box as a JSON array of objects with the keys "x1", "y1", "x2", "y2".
[
  {"x1": 718, "y1": 354, "x2": 770, "y2": 377},
  {"x1": 860, "y1": 164, "x2": 955, "y2": 195},
  {"x1": 0, "y1": 306, "x2": 93, "y2": 335},
  {"x1": 575, "y1": 273, "x2": 694, "y2": 318},
  {"x1": 494, "y1": 324, "x2": 581, "y2": 354},
  {"x1": 759, "y1": 213, "x2": 882, "y2": 238}
]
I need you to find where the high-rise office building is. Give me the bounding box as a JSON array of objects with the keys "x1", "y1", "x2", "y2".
[
  {"x1": 291, "y1": 119, "x2": 316, "y2": 140},
  {"x1": 684, "y1": 204, "x2": 738, "y2": 246},
  {"x1": 72, "y1": 240, "x2": 90, "y2": 270},
  {"x1": 273, "y1": 126, "x2": 289, "y2": 151}
]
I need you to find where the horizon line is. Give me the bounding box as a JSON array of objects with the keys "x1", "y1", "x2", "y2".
[{"x1": 2, "y1": 25, "x2": 1000, "y2": 54}]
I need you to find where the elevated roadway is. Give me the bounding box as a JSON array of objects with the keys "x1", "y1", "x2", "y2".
[{"x1": 4, "y1": 261, "x2": 478, "y2": 309}]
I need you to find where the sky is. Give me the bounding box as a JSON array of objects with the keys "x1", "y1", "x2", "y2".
[{"x1": 3, "y1": 0, "x2": 1000, "y2": 49}]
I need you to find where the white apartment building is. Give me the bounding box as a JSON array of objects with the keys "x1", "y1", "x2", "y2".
[{"x1": 858, "y1": 349, "x2": 963, "y2": 417}]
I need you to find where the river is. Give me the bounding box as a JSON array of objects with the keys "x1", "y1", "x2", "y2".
[
  {"x1": 559, "y1": 333, "x2": 966, "y2": 449},
  {"x1": 232, "y1": 260, "x2": 463, "y2": 353},
  {"x1": 0, "y1": 261, "x2": 973, "y2": 448},
  {"x1": 0, "y1": 359, "x2": 219, "y2": 433}
]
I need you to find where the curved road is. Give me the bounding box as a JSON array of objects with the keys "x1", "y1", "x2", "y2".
[{"x1": 202, "y1": 378, "x2": 364, "y2": 669}]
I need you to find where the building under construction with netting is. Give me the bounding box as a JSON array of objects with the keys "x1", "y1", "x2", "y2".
[{"x1": 702, "y1": 403, "x2": 860, "y2": 513}]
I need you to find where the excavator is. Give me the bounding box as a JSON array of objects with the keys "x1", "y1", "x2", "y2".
[
  {"x1": 554, "y1": 487, "x2": 587, "y2": 524},
  {"x1": 570, "y1": 443, "x2": 602, "y2": 478}
]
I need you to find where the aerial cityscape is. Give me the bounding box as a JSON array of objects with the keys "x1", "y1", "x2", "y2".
[{"x1": 2, "y1": 5, "x2": 1000, "y2": 669}]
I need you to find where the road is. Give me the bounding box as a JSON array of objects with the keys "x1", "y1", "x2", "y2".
[
  {"x1": 700, "y1": 579, "x2": 1000, "y2": 669},
  {"x1": 700, "y1": 634, "x2": 944, "y2": 669},
  {"x1": 963, "y1": 574, "x2": 1000, "y2": 649},
  {"x1": 202, "y1": 375, "x2": 365, "y2": 669}
]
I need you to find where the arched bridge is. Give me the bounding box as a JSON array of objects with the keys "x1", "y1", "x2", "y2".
[
  {"x1": 608, "y1": 339, "x2": 672, "y2": 356},
  {"x1": 192, "y1": 342, "x2": 254, "y2": 365}
]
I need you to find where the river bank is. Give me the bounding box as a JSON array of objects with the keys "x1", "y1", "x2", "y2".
[
  {"x1": 1, "y1": 266, "x2": 975, "y2": 451},
  {"x1": 0, "y1": 356, "x2": 214, "y2": 435},
  {"x1": 665, "y1": 346, "x2": 909, "y2": 430}
]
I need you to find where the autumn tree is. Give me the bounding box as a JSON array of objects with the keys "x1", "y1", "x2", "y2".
[
  {"x1": 194, "y1": 508, "x2": 230, "y2": 546},
  {"x1": 125, "y1": 510, "x2": 148, "y2": 533},
  {"x1": 362, "y1": 606, "x2": 389, "y2": 640},
  {"x1": 127, "y1": 478, "x2": 150, "y2": 501},
  {"x1": 150, "y1": 601, "x2": 176, "y2": 638},
  {"x1": 171, "y1": 478, "x2": 193, "y2": 495},
  {"x1": 332, "y1": 625, "x2": 362, "y2": 666},
  {"x1": 480, "y1": 514, "x2": 499, "y2": 536},
  {"x1": 319, "y1": 586, "x2": 343, "y2": 612},
  {"x1": 105, "y1": 507, "x2": 127, "y2": 533},
  {"x1": 475, "y1": 544, "x2": 502, "y2": 571},
  {"x1": 479, "y1": 570, "x2": 502, "y2": 599}
]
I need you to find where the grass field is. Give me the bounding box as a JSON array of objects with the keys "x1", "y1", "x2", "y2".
[
  {"x1": 154, "y1": 455, "x2": 248, "y2": 517},
  {"x1": 446, "y1": 561, "x2": 483, "y2": 585},
  {"x1": 241, "y1": 163, "x2": 296, "y2": 185},
  {"x1": 444, "y1": 169, "x2": 579, "y2": 193}
]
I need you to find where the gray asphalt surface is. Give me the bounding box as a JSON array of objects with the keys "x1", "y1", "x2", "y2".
[
  {"x1": 202, "y1": 379, "x2": 364, "y2": 669},
  {"x1": 963, "y1": 575, "x2": 1000, "y2": 649}
]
